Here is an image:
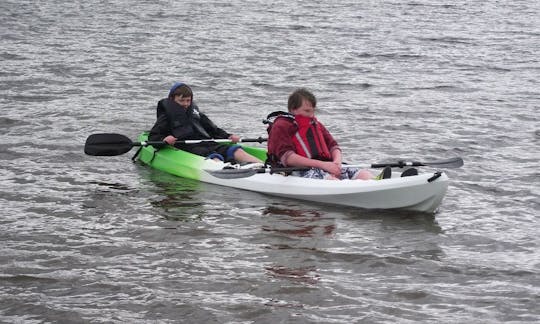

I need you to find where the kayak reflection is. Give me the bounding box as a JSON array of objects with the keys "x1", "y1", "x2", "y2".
[
  {"x1": 145, "y1": 169, "x2": 206, "y2": 221},
  {"x1": 265, "y1": 264, "x2": 321, "y2": 285},
  {"x1": 260, "y1": 205, "x2": 335, "y2": 285},
  {"x1": 261, "y1": 205, "x2": 336, "y2": 238}
]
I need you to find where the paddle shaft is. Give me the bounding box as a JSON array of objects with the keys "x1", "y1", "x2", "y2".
[
  {"x1": 256, "y1": 157, "x2": 463, "y2": 174},
  {"x1": 360, "y1": 157, "x2": 462, "y2": 169},
  {"x1": 84, "y1": 133, "x2": 267, "y2": 156},
  {"x1": 135, "y1": 140, "x2": 166, "y2": 147},
  {"x1": 174, "y1": 137, "x2": 267, "y2": 144},
  {"x1": 137, "y1": 137, "x2": 267, "y2": 147},
  {"x1": 371, "y1": 161, "x2": 439, "y2": 168}
]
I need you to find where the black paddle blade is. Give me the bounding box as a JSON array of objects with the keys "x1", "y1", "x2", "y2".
[
  {"x1": 84, "y1": 133, "x2": 135, "y2": 156},
  {"x1": 422, "y1": 157, "x2": 464, "y2": 168},
  {"x1": 370, "y1": 157, "x2": 464, "y2": 169},
  {"x1": 206, "y1": 168, "x2": 258, "y2": 179}
]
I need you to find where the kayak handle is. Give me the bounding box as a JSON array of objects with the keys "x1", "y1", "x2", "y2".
[{"x1": 427, "y1": 172, "x2": 442, "y2": 182}]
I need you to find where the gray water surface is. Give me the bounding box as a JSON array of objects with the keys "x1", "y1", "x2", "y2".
[{"x1": 1, "y1": 1, "x2": 539, "y2": 323}]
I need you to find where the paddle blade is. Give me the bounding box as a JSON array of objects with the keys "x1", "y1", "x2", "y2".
[
  {"x1": 422, "y1": 157, "x2": 464, "y2": 168},
  {"x1": 370, "y1": 157, "x2": 464, "y2": 169},
  {"x1": 84, "y1": 133, "x2": 134, "y2": 156},
  {"x1": 206, "y1": 168, "x2": 258, "y2": 179}
]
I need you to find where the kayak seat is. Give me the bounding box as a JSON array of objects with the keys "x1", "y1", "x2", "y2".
[
  {"x1": 375, "y1": 166, "x2": 392, "y2": 180},
  {"x1": 401, "y1": 168, "x2": 418, "y2": 177}
]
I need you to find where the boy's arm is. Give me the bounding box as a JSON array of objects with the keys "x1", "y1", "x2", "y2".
[
  {"x1": 268, "y1": 120, "x2": 296, "y2": 166},
  {"x1": 199, "y1": 113, "x2": 230, "y2": 139},
  {"x1": 148, "y1": 113, "x2": 171, "y2": 141}
]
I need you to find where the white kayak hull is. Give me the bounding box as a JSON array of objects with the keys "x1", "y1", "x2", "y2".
[{"x1": 200, "y1": 168, "x2": 448, "y2": 213}]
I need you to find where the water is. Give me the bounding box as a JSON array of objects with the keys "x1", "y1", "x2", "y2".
[{"x1": 1, "y1": 0, "x2": 539, "y2": 323}]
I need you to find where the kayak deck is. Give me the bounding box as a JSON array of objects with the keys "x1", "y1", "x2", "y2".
[{"x1": 136, "y1": 133, "x2": 448, "y2": 213}]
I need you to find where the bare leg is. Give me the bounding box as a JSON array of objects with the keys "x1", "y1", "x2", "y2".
[
  {"x1": 233, "y1": 149, "x2": 263, "y2": 163},
  {"x1": 354, "y1": 169, "x2": 374, "y2": 180}
]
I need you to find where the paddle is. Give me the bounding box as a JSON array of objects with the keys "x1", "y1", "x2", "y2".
[
  {"x1": 84, "y1": 133, "x2": 165, "y2": 156},
  {"x1": 364, "y1": 157, "x2": 463, "y2": 169},
  {"x1": 84, "y1": 133, "x2": 267, "y2": 156},
  {"x1": 208, "y1": 157, "x2": 464, "y2": 179}
]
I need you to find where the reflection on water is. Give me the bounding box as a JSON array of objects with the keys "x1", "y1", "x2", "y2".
[
  {"x1": 258, "y1": 203, "x2": 447, "y2": 286},
  {"x1": 265, "y1": 265, "x2": 321, "y2": 285},
  {"x1": 260, "y1": 205, "x2": 336, "y2": 285},
  {"x1": 261, "y1": 205, "x2": 336, "y2": 238},
  {"x1": 143, "y1": 168, "x2": 206, "y2": 222},
  {"x1": 342, "y1": 207, "x2": 444, "y2": 235},
  {"x1": 82, "y1": 180, "x2": 137, "y2": 212},
  {"x1": 86, "y1": 181, "x2": 132, "y2": 192}
]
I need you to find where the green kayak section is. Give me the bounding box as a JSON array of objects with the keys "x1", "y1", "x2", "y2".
[{"x1": 136, "y1": 132, "x2": 267, "y2": 180}]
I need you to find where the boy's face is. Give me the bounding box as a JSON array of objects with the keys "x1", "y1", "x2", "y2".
[
  {"x1": 293, "y1": 98, "x2": 315, "y2": 117},
  {"x1": 174, "y1": 95, "x2": 192, "y2": 109}
]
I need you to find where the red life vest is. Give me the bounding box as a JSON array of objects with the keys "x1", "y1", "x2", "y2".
[{"x1": 292, "y1": 115, "x2": 332, "y2": 161}]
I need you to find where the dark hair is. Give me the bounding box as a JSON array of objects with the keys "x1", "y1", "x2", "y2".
[
  {"x1": 169, "y1": 84, "x2": 193, "y2": 99},
  {"x1": 287, "y1": 88, "x2": 316, "y2": 112}
]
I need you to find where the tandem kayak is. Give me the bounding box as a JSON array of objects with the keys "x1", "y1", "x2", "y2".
[{"x1": 134, "y1": 132, "x2": 450, "y2": 213}]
